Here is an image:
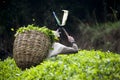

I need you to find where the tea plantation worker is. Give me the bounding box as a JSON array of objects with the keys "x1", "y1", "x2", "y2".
[
  {"x1": 47, "y1": 29, "x2": 78, "y2": 57},
  {"x1": 48, "y1": 10, "x2": 78, "y2": 57}
]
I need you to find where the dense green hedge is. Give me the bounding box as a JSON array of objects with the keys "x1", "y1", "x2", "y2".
[{"x1": 0, "y1": 50, "x2": 120, "y2": 80}]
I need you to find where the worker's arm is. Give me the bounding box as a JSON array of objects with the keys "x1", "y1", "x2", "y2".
[
  {"x1": 47, "y1": 32, "x2": 78, "y2": 57},
  {"x1": 60, "y1": 41, "x2": 78, "y2": 54},
  {"x1": 48, "y1": 42, "x2": 78, "y2": 58},
  {"x1": 60, "y1": 36, "x2": 78, "y2": 54}
]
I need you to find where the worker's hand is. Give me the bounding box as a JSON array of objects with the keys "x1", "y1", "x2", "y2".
[
  {"x1": 53, "y1": 29, "x2": 60, "y2": 38},
  {"x1": 67, "y1": 36, "x2": 75, "y2": 43}
]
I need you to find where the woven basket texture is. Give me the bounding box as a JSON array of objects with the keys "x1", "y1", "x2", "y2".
[{"x1": 13, "y1": 30, "x2": 51, "y2": 69}]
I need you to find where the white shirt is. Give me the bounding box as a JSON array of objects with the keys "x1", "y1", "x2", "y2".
[{"x1": 48, "y1": 42, "x2": 78, "y2": 57}]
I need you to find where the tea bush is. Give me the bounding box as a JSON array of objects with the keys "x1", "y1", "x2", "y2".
[{"x1": 0, "y1": 50, "x2": 120, "y2": 80}]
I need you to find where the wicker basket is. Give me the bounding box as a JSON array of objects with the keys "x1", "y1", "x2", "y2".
[{"x1": 13, "y1": 30, "x2": 51, "y2": 69}]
